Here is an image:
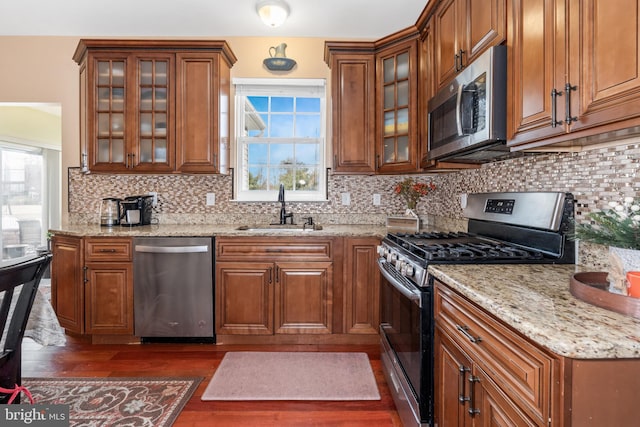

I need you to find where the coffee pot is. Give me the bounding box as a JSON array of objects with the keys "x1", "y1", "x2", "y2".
[{"x1": 99, "y1": 198, "x2": 122, "y2": 227}]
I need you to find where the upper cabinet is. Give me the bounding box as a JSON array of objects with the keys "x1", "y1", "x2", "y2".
[
  {"x1": 324, "y1": 42, "x2": 377, "y2": 174},
  {"x1": 325, "y1": 30, "x2": 421, "y2": 175},
  {"x1": 376, "y1": 33, "x2": 421, "y2": 174},
  {"x1": 508, "y1": 0, "x2": 640, "y2": 150},
  {"x1": 73, "y1": 40, "x2": 236, "y2": 174},
  {"x1": 434, "y1": 0, "x2": 506, "y2": 90}
]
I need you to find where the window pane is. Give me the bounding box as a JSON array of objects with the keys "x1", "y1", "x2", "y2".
[
  {"x1": 397, "y1": 53, "x2": 410, "y2": 80},
  {"x1": 248, "y1": 144, "x2": 268, "y2": 165},
  {"x1": 295, "y1": 115, "x2": 320, "y2": 138},
  {"x1": 248, "y1": 166, "x2": 267, "y2": 190},
  {"x1": 296, "y1": 144, "x2": 319, "y2": 165},
  {"x1": 270, "y1": 144, "x2": 294, "y2": 165},
  {"x1": 270, "y1": 168, "x2": 292, "y2": 190},
  {"x1": 140, "y1": 139, "x2": 152, "y2": 162},
  {"x1": 296, "y1": 167, "x2": 319, "y2": 191},
  {"x1": 270, "y1": 114, "x2": 294, "y2": 137},
  {"x1": 383, "y1": 57, "x2": 395, "y2": 83},
  {"x1": 248, "y1": 96, "x2": 268, "y2": 112},
  {"x1": 271, "y1": 97, "x2": 293, "y2": 112},
  {"x1": 155, "y1": 139, "x2": 167, "y2": 162},
  {"x1": 297, "y1": 98, "x2": 320, "y2": 112},
  {"x1": 384, "y1": 85, "x2": 395, "y2": 110}
]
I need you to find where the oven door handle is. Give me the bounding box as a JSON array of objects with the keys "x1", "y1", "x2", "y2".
[{"x1": 377, "y1": 259, "x2": 422, "y2": 307}]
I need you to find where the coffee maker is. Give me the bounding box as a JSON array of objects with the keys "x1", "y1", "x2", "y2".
[
  {"x1": 120, "y1": 195, "x2": 154, "y2": 226},
  {"x1": 100, "y1": 198, "x2": 122, "y2": 227}
]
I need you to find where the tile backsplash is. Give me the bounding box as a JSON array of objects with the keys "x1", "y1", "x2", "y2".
[{"x1": 68, "y1": 139, "x2": 640, "y2": 269}]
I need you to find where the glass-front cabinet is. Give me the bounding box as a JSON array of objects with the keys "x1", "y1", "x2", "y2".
[
  {"x1": 376, "y1": 36, "x2": 420, "y2": 174},
  {"x1": 74, "y1": 40, "x2": 236, "y2": 174}
]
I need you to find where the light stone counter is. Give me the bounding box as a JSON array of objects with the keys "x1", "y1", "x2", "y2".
[
  {"x1": 49, "y1": 224, "x2": 387, "y2": 239},
  {"x1": 428, "y1": 264, "x2": 640, "y2": 359}
]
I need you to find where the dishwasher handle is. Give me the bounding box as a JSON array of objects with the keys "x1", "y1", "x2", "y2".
[{"x1": 134, "y1": 245, "x2": 209, "y2": 254}]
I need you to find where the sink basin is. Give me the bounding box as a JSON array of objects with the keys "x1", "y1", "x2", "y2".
[{"x1": 236, "y1": 224, "x2": 322, "y2": 232}]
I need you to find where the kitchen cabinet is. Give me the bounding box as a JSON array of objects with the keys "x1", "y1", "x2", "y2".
[
  {"x1": 215, "y1": 237, "x2": 333, "y2": 339},
  {"x1": 51, "y1": 235, "x2": 84, "y2": 334},
  {"x1": 324, "y1": 42, "x2": 377, "y2": 174},
  {"x1": 73, "y1": 39, "x2": 236, "y2": 174},
  {"x1": 434, "y1": 0, "x2": 506, "y2": 90},
  {"x1": 342, "y1": 238, "x2": 380, "y2": 334},
  {"x1": 434, "y1": 281, "x2": 555, "y2": 426},
  {"x1": 50, "y1": 235, "x2": 133, "y2": 338},
  {"x1": 84, "y1": 238, "x2": 133, "y2": 335},
  {"x1": 508, "y1": 0, "x2": 640, "y2": 150},
  {"x1": 376, "y1": 34, "x2": 421, "y2": 174}
]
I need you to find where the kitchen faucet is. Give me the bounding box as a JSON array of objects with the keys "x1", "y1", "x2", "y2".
[{"x1": 278, "y1": 184, "x2": 294, "y2": 225}]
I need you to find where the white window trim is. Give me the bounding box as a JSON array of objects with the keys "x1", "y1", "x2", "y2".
[{"x1": 233, "y1": 78, "x2": 327, "y2": 202}]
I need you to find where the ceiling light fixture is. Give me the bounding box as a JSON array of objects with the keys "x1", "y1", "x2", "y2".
[{"x1": 256, "y1": 0, "x2": 290, "y2": 28}]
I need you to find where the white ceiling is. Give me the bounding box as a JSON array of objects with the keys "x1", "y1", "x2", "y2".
[{"x1": 0, "y1": 0, "x2": 429, "y2": 39}]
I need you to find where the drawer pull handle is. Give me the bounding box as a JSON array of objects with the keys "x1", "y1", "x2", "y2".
[
  {"x1": 468, "y1": 376, "x2": 481, "y2": 417},
  {"x1": 456, "y1": 324, "x2": 482, "y2": 343},
  {"x1": 98, "y1": 248, "x2": 117, "y2": 253},
  {"x1": 458, "y1": 365, "x2": 470, "y2": 404}
]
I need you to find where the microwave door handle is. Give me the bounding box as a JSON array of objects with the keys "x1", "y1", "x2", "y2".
[{"x1": 455, "y1": 84, "x2": 465, "y2": 136}]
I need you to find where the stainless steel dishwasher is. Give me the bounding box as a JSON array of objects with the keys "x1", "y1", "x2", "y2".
[{"x1": 133, "y1": 237, "x2": 214, "y2": 342}]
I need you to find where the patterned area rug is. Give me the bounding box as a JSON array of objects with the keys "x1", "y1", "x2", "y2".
[
  {"x1": 201, "y1": 352, "x2": 380, "y2": 401},
  {"x1": 22, "y1": 377, "x2": 201, "y2": 426}
]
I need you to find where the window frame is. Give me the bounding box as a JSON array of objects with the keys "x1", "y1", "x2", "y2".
[{"x1": 233, "y1": 78, "x2": 327, "y2": 202}]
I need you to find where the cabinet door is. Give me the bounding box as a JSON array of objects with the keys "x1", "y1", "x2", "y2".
[
  {"x1": 507, "y1": 0, "x2": 568, "y2": 146},
  {"x1": 131, "y1": 53, "x2": 174, "y2": 173},
  {"x1": 474, "y1": 367, "x2": 539, "y2": 427},
  {"x1": 343, "y1": 238, "x2": 380, "y2": 334},
  {"x1": 464, "y1": 0, "x2": 506, "y2": 65},
  {"x1": 376, "y1": 40, "x2": 420, "y2": 174},
  {"x1": 275, "y1": 262, "x2": 332, "y2": 334},
  {"x1": 50, "y1": 235, "x2": 84, "y2": 333},
  {"x1": 175, "y1": 52, "x2": 224, "y2": 173},
  {"x1": 435, "y1": 329, "x2": 473, "y2": 427},
  {"x1": 435, "y1": 0, "x2": 463, "y2": 89},
  {"x1": 215, "y1": 262, "x2": 274, "y2": 335},
  {"x1": 326, "y1": 48, "x2": 377, "y2": 174},
  {"x1": 85, "y1": 262, "x2": 133, "y2": 334},
  {"x1": 567, "y1": 0, "x2": 640, "y2": 133},
  {"x1": 87, "y1": 53, "x2": 130, "y2": 172}
]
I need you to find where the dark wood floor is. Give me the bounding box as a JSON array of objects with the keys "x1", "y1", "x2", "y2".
[{"x1": 22, "y1": 336, "x2": 401, "y2": 426}]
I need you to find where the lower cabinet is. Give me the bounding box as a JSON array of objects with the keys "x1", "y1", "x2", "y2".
[
  {"x1": 215, "y1": 237, "x2": 333, "y2": 337},
  {"x1": 434, "y1": 281, "x2": 554, "y2": 427},
  {"x1": 51, "y1": 235, "x2": 133, "y2": 337}
]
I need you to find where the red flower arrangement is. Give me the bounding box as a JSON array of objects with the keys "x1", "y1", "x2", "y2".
[{"x1": 394, "y1": 178, "x2": 436, "y2": 210}]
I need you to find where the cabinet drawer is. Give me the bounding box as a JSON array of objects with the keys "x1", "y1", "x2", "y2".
[
  {"x1": 216, "y1": 237, "x2": 332, "y2": 261},
  {"x1": 85, "y1": 238, "x2": 132, "y2": 262},
  {"x1": 434, "y1": 281, "x2": 553, "y2": 424}
]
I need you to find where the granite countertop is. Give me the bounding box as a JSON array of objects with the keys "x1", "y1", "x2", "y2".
[
  {"x1": 49, "y1": 224, "x2": 387, "y2": 239},
  {"x1": 428, "y1": 264, "x2": 640, "y2": 359}
]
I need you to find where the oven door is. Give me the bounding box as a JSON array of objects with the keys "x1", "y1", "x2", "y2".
[{"x1": 379, "y1": 259, "x2": 433, "y2": 426}]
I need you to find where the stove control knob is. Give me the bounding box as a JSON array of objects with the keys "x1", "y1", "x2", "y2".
[
  {"x1": 395, "y1": 259, "x2": 404, "y2": 270},
  {"x1": 377, "y1": 245, "x2": 385, "y2": 256},
  {"x1": 387, "y1": 252, "x2": 397, "y2": 263},
  {"x1": 403, "y1": 264, "x2": 414, "y2": 277}
]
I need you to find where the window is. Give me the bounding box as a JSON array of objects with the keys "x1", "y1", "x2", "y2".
[{"x1": 234, "y1": 79, "x2": 326, "y2": 202}]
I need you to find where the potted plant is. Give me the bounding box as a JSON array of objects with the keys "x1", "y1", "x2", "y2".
[{"x1": 573, "y1": 196, "x2": 640, "y2": 295}]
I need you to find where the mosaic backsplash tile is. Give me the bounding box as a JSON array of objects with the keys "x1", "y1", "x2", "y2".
[{"x1": 68, "y1": 138, "x2": 640, "y2": 269}]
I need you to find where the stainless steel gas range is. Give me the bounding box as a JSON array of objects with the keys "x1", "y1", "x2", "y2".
[{"x1": 378, "y1": 191, "x2": 575, "y2": 427}]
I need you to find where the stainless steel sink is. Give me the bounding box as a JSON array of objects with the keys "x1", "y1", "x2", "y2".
[{"x1": 236, "y1": 224, "x2": 322, "y2": 232}]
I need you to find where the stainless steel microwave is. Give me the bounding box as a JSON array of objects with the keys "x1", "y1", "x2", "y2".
[{"x1": 427, "y1": 45, "x2": 507, "y2": 163}]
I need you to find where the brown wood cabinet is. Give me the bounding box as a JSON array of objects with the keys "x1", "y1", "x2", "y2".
[
  {"x1": 342, "y1": 238, "x2": 380, "y2": 334},
  {"x1": 51, "y1": 235, "x2": 133, "y2": 337},
  {"x1": 434, "y1": 0, "x2": 506, "y2": 90},
  {"x1": 51, "y1": 235, "x2": 84, "y2": 333},
  {"x1": 73, "y1": 40, "x2": 236, "y2": 174},
  {"x1": 215, "y1": 237, "x2": 334, "y2": 338},
  {"x1": 84, "y1": 238, "x2": 133, "y2": 335},
  {"x1": 376, "y1": 33, "x2": 421, "y2": 174},
  {"x1": 434, "y1": 281, "x2": 555, "y2": 426},
  {"x1": 324, "y1": 42, "x2": 377, "y2": 174},
  {"x1": 508, "y1": 0, "x2": 640, "y2": 150}
]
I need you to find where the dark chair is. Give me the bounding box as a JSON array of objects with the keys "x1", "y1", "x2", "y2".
[{"x1": 0, "y1": 253, "x2": 52, "y2": 404}]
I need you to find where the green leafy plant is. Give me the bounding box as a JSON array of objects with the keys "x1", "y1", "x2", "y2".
[{"x1": 573, "y1": 197, "x2": 640, "y2": 250}]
